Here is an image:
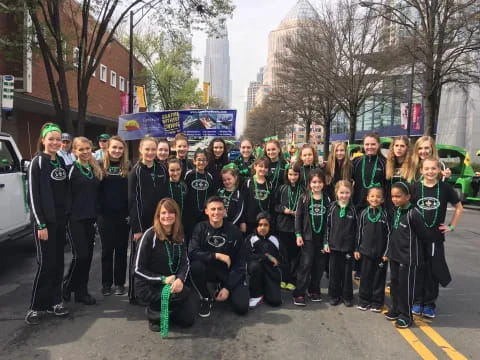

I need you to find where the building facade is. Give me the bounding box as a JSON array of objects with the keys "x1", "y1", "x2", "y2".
[{"x1": 203, "y1": 18, "x2": 231, "y2": 108}]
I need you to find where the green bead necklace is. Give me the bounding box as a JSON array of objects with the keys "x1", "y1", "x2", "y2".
[
  {"x1": 75, "y1": 160, "x2": 93, "y2": 179},
  {"x1": 169, "y1": 182, "x2": 184, "y2": 214},
  {"x1": 393, "y1": 203, "x2": 411, "y2": 229},
  {"x1": 253, "y1": 175, "x2": 270, "y2": 212},
  {"x1": 164, "y1": 241, "x2": 182, "y2": 274},
  {"x1": 50, "y1": 156, "x2": 61, "y2": 168},
  {"x1": 310, "y1": 192, "x2": 324, "y2": 234},
  {"x1": 367, "y1": 206, "x2": 382, "y2": 223},
  {"x1": 219, "y1": 188, "x2": 236, "y2": 214},
  {"x1": 338, "y1": 201, "x2": 348, "y2": 218},
  {"x1": 160, "y1": 284, "x2": 171, "y2": 337},
  {"x1": 361, "y1": 155, "x2": 381, "y2": 189},
  {"x1": 287, "y1": 184, "x2": 300, "y2": 211},
  {"x1": 270, "y1": 161, "x2": 281, "y2": 189},
  {"x1": 195, "y1": 171, "x2": 208, "y2": 212},
  {"x1": 421, "y1": 181, "x2": 440, "y2": 228},
  {"x1": 150, "y1": 161, "x2": 156, "y2": 185}
]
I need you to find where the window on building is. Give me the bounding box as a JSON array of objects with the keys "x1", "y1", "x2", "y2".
[
  {"x1": 119, "y1": 76, "x2": 125, "y2": 91},
  {"x1": 110, "y1": 71, "x2": 117, "y2": 88},
  {"x1": 73, "y1": 47, "x2": 80, "y2": 68},
  {"x1": 100, "y1": 64, "x2": 107, "y2": 82}
]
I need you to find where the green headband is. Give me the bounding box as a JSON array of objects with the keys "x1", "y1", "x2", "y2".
[
  {"x1": 223, "y1": 163, "x2": 238, "y2": 171},
  {"x1": 42, "y1": 124, "x2": 62, "y2": 138}
]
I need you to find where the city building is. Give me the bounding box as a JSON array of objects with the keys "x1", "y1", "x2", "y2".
[
  {"x1": 203, "y1": 18, "x2": 232, "y2": 108},
  {"x1": 246, "y1": 67, "x2": 263, "y2": 114},
  {"x1": 0, "y1": 1, "x2": 144, "y2": 158}
]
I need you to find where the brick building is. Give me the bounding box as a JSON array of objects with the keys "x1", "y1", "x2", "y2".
[{"x1": 0, "y1": 2, "x2": 144, "y2": 158}]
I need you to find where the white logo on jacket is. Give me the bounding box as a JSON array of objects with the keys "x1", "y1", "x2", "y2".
[
  {"x1": 192, "y1": 179, "x2": 210, "y2": 191},
  {"x1": 51, "y1": 168, "x2": 67, "y2": 181},
  {"x1": 417, "y1": 197, "x2": 440, "y2": 210},
  {"x1": 208, "y1": 235, "x2": 227, "y2": 248}
]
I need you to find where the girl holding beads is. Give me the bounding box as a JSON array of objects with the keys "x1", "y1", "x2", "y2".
[
  {"x1": 217, "y1": 166, "x2": 247, "y2": 233},
  {"x1": 355, "y1": 187, "x2": 390, "y2": 312},
  {"x1": 234, "y1": 138, "x2": 255, "y2": 186},
  {"x1": 184, "y1": 149, "x2": 214, "y2": 241},
  {"x1": 25, "y1": 123, "x2": 70, "y2": 325},
  {"x1": 64, "y1": 137, "x2": 103, "y2": 306},
  {"x1": 128, "y1": 137, "x2": 167, "y2": 303},
  {"x1": 297, "y1": 144, "x2": 319, "y2": 189},
  {"x1": 167, "y1": 158, "x2": 188, "y2": 218},
  {"x1": 134, "y1": 198, "x2": 195, "y2": 334},
  {"x1": 411, "y1": 158, "x2": 463, "y2": 319},
  {"x1": 324, "y1": 180, "x2": 357, "y2": 307},
  {"x1": 207, "y1": 137, "x2": 230, "y2": 192},
  {"x1": 384, "y1": 182, "x2": 430, "y2": 328},
  {"x1": 243, "y1": 157, "x2": 271, "y2": 234},
  {"x1": 293, "y1": 169, "x2": 332, "y2": 306},
  {"x1": 274, "y1": 161, "x2": 302, "y2": 291},
  {"x1": 98, "y1": 136, "x2": 130, "y2": 297}
]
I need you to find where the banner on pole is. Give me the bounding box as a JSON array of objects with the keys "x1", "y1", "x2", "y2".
[
  {"x1": 202, "y1": 82, "x2": 210, "y2": 105},
  {"x1": 400, "y1": 103, "x2": 422, "y2": 131},
  {"x1": 118, "y1": 109, "x2": 236, "y2": 140}
]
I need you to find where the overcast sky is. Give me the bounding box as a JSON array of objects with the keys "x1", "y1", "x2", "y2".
[{"x1": 191, "y1": 0, "x2": 302, "y2": 135}]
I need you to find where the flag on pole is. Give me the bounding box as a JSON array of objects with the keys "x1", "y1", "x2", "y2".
[{"x1": 202, "y1": 82, "x2": 210, "y2": 105}]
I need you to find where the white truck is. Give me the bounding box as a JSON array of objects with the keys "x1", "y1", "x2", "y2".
[{"x1": 0, "y1": 132, "x2": 31, "y2": 243}]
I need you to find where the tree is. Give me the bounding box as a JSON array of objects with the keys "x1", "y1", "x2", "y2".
[
  {"x1": 361, "y1": 0, "x2": 480, "y2": 137},
  {"x1": 14, "y1": 0, "x2": 233, "y2": 135},
  {"x1": 277, "y1": 0, "x2": 388, "y2": 144},
  {"x1": 132, "y1": 31, "x2": 202, "y2": 110}
]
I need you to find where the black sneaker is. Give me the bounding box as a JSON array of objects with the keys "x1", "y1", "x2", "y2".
[
  {"x1": 149, "y1": 321, "x2": 160, "y2": 332},
  {"x1": 199, "y1": 298, "x2": 212, "y2": 317},
  {"x1": 102, "y1": 286, "x2": 112, "y2": 296},
  {"x1": 114, "y1": 285, "x2": 126, "y2": 296},
  {"x1": 329, "y1": 297, "x2": 341, "y2": 306},
  {"x1": 25, "y1": 310, "x2": 43, "y2": 325},
  {"x1": 308, "y1": 293, "x2": 322, "y2": 302},
  {"x1": 357, "y1": 303, "x2": 370, "y2": 311},
  {"x1": 293, "y1": 296, "x2": 306, "y2": 306},
  {"x1": 395, "y1": 318, "x2": 412, "y2": 328},
  {"x1": 344, "y1": 299, "x2": 354, "y2": 307},
  {"x1": 47, "y1": 303, "x2": 69, "y2": 316},
  {"x1": 384, "y1": 310, "x2": 400, "y2": 320},
  {"x1": 370, "y1": 305, "x2": 383, "y2": 313}
]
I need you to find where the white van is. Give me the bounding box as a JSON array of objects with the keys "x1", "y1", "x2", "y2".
[{"x1": 0, "y1": 132, "x2": 31, "y2": 243}]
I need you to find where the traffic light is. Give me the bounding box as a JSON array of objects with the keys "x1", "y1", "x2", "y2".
[{"x1": 0, "y1": 75, "x2": 15, "y2": 111}]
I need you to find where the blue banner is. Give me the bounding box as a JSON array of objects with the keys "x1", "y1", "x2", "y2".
[{"x1": 117, "y1": 109, "x2": 236, "y2": 140}]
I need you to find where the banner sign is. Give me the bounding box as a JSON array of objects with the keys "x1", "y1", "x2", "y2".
[
  {"x1": 118, "y1": 109, "x2": 236, "y2": 140},
  {"x1": 400, "y1": 103, "x2": 422, "y2": 131}
]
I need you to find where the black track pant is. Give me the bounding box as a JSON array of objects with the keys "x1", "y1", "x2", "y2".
[
  {"x1": 145, "y1": 287, "x2": 196, "y2": 328},
  {"x1": 278, "y1": 231, "x2": 299, "y2": 284},
  {"x1": 98, "y1": 215, "x2": 129, "y2": 287},
  {"x1": 390, "y1": 261, "x2": 416, "y2": 323},
  {"x1": 414, "y1": 258, "x2": 439, "y2": 308},
  {"x1": 64, "y1": 219, "x2": 96, "y2": 296},
  {"x1": 190, "y1": 259, "x2": 249, "y2": 315},
  {"x1": 358, "y1": 255, "x2": 387, "y2": 307},
  {"x1": 128, "y1": 235, "x2": 137, "y2": 302},
  {"x1": 293, "y1": 241, "x2": 328, "y2": 297},
  {"x1": 248, "y1": 260, "x2": 281, "y2": 306},
  {"x1": 328, "y1": 250, "x2": 353, "y2": 301},
  {"x1": 30, "y1": 216, "x2": 67, "y2": 311}
]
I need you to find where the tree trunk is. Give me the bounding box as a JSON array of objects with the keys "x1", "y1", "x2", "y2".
[
  {"x1": 348, "y1": 113, "x2": 357, "y2": 144},
  {"x1": 305, "y1": 118, "x2": 312, "y2": 144},
  {"x1": 323, "y1": 114, "x2": 331, "y2": 157},
  {"x1": 76, "y1": 88, "x2": 89, "y2": 136}
]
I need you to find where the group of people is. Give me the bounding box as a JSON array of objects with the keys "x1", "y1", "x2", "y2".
[{"x1": 26, "y1": 123, "x2": 463, "y2": 335}]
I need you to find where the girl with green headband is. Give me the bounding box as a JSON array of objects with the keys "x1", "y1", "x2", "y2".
[
  {"x1": 26, "y1": 122, "x2": 69, "y2": 325},
  {"x1": 134, "y1": 198, "x2": 195, "y2": 334}
]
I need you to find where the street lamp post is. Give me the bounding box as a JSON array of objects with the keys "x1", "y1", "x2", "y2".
[{"x1": 406, "y1": 22, "x2": 417, "y2": 139}]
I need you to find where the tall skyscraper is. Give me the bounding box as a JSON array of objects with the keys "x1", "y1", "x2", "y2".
[
  {"x1": 204, "y1": 18, "x2": 232, "y2": 108},
  {"x1": 246, "y1": 67, "x2": 264, "y2": 113}
]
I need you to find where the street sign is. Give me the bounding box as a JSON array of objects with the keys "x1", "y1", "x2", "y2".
[{"x1": 0, "y1": 75, "x2": 15, "y2": 111}]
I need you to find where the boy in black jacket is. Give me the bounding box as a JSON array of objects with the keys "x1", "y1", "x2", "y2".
[
  {"x1": 246, "y1": 213, "x2": 282, "y2": 308},
  {"x1": 189, "y1": 196, "x2": 249, "y2": 317}
]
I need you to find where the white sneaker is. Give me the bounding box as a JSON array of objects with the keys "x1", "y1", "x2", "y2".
[{"x1": 249, "y1": 296, "x2": 263, "y2": 308}]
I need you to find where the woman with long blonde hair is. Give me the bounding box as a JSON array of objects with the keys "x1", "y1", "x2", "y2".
[
  {"x1": 134, "y1": 198, "x2": 195, "y2": 333},
  {"x1": 325, "y1": 142, "x2": 352, "y2": 198},
  {"x1": 385, "y1": 136, "x2": 412, "y2": 210},
  {"x1": 63, "y1": 137, "x2": 103, "y2": 306}
]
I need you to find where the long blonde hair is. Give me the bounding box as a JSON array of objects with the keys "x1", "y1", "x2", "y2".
[
  {"x1": 102, "y1": 136, "x2": 129, "y2": 177},
  {"x1": 326, "y1": 142, "x2": 352, "y2": 185},
  {"x1": 153, "y1": 198, "x2": 184, "y2": 244},
  {"x1": 406, "y1": 136, "x2": 439, "y2": 183},
  {"x1": 72, "y1": 137, "x2": 103, "y2": 180},
  {"x1": 386, "y1": 136, "x2": 412, "y2": 180}
]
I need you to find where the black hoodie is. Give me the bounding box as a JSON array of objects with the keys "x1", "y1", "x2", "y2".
[
  {"x1": 246, "y1": 231, "x2": 281, "y2": 264},
  {"x1": 352, "y1": 155, "x2": 386, "y2": 208},
  {"x1": 325, "y1": 202, "x2": 358, "y2": 252},
  {"x1": 294, "y1": 191, "x2": 332, "y2": 242},
  {"x1": 274, "y1": 183, "x2": 302, "y2": 232},
  {"x1": 189, "y1": 220, "x2": 246, "y2": 291},
  {"x1": 356, "y1": 206, "x2": 390, "y2": 258},
  {"x1": 217, "y1": 188, "x2": 246, "y2": 226}
]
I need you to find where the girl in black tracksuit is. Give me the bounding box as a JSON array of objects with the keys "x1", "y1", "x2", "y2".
[
  {"x1": 293, "y1": 169, "x2": 331, "y2": 305},
  {"x1": 184, "y1": 150, "x2": 214, "y2": 241},
  {"x1": 324, "y1": 180, "x2": 357, "y2": 307},
  {"x1": 135, "y1": 198, "x2": 195, "y2": 333},
  {"x1": 385, "y1": 182, "x2": 430, "y2": 328},
  {"x1": 234, "y1": 139, "x2": 255, "y2": 186},
  {"x1": 64, "y1": 137, "x2": 102, "y2": 306},
  {"x1": 26, "y1": 123, "x2": 69, "y2": 324},
  {"x1": 265, "y1": 139, "x2": 287, "y2": 206},
  {"x1": 217, "y1": 166, "x2": 247, "y2": 233},
  {"x1": 298, "y1": 144, "x2": 320, "y2": 190},
  {"x1": 243, "y1": 157, "x2": 272, "y2": 234},
  {"x1": 355, "y1": 187, "x2": 390, "y2": 311},
  {"x1": 246, "y1": 213, "x2": 282, "y2": 308},
  {"x1": 98, "y1": 136, "x2": 130, "y2": 296},
  {"x1": 274, "y1": 162, "x2": 302, "y2": 289},
  {"x1": 167, "y1": 158, "x2": 188, "y2": 218},
  {"x1": 128, "y1": 137, "x2": 168, "y2": 303},
  {"x1": 207, "y1": 137, "x2": 230, "y2": 192},
  {"x1": 173, "y1": 133, "x2": 193, "y2": 179}
]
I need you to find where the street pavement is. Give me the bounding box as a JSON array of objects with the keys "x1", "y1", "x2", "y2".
[{"x1": 0, "y1": 208, "x2": 479, "y2": 360}]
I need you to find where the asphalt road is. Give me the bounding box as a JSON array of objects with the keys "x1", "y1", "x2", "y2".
[{"x1": 0, "y1": 208, "x2": 479, "y2": 360}]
